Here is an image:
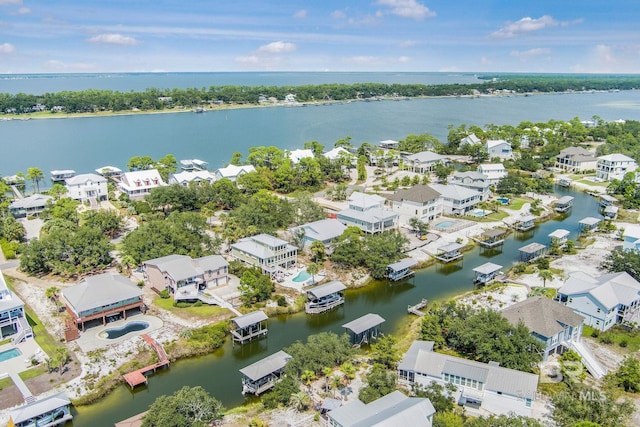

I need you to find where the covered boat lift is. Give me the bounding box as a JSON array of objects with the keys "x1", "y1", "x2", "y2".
[
  {"x1": 599, "y1": 194, "x2": 618, "y2": 208},
  {"x1": 434, "y1": 242, "x2": 464, "y2": 263},
  {"x1": 8, "y1": 392, "x2": 73, "y2": 427},
  {"x1": 579, "y1": 217, "x2": 601, "y2": 232},
  {"x1": 519, "y1": 242, "x2": 547, "y2": 263},
  {"x1": 342, "y1": 313, "x2": 385, "y2": 346},
  {"x1": 473, "y1": 228, "x2": 507, "y2": 248},
  {"x1": 548, "y1": 229, "x2": 570, "y2": 246},
  {"x1": 305, "y1": 281, "x2": 346, "y2": 314},
  {"x1": 240, "y1": 350, "x2": 292, "y2": 395},
  {"x1": 386, "y1": 258, "x2": 418, "y2": 281},
  {"x1": 554, "y1": 196, "x2": 574, "y2": 213},
  {"x1": 513, "y1": 214, "x2": 537, "y2": 232},
  {"x1": 231, "y1": 310, "x2": 268, "y2": 344},
  {"x1": 603, "y1": 205, "x2": 618, "y2": 220},
  {"x1": 472, "y1": 262, "x2": 503, "y2": 285}
]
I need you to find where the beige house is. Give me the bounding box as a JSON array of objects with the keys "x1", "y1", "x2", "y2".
[{"x1": 554, "y1": 147, "x2": 597, "y2": 173}]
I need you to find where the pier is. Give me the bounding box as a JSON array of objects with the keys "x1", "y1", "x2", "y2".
[
  {"x1": 434, "y1": 242, "x2": 464, "y2": 263},
  {"x1": 123, "y1": 334, "x2": 170, "y2": 389},
  {"x1": 407, "y1": 299, "x2": 428, "y2": 316},
  {"x1": 473, "y1": 228, "x2": 507, "y2": 248},
  {"x1": 230, "y1": 310, "x2": 268, "y2": 344},
  {"x1": 386, "y1": 258, "x2": 418, "y2": 281}
]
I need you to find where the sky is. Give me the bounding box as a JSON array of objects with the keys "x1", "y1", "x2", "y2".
[{"x1": 0, "y1": 0, "x2": 639, "y2": 74}]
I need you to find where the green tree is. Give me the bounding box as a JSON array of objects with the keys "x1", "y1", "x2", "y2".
[
  {"x1": 127, "y1": 155, "x2": 155, "y2": 171},
  {"x1": 300, "y1": 369, "x2": 316, "y2": 392},
  {"x1": 552, "y1": 384, "x2": 634, "y2": 427},
  {"x1": 601, "y1": 248, "x2": 640, "y2": 281},
  {"x1": 433, "y1": 163, "x2": 453, "y2": 183},
  {"x1": 289, "y1": 391, "x2": 311, "y2": 412},
  {"x1": 370, "y1": 334, "x2": 401, "y2": 369},
  {"x1": 609, "y1": 355, "x2": 640, "y2": 392},
  {"x1": 306, "y1": 263, "x2": 319, "y2": 285},
  {"x1": 411, "y1": 382, "x2": 456, "y2": 413},
  {"x1": 82, "y1": 209, "x2": 126, "y2": 238},
  {"x1": 358, "y1": 363, "x2": 397, "y2": 404},
  {"x1": 238, "y1": 267, "x2": 275, "y2": 305},
  {"x1": 309, "y1": 240, "x2": 326, "y2": 263},
  {"x1": 538, "y1": 270, "x2": 553, "y2": 288},
  {"x1": 357, "y1": 155, "x2": 367, "y2": 181},
  {"x1": 47, "y1": 183, "x2": 67, "y2": 200},
  {"x1": 229, "y1": 151, "x2": 243, "y2": 165},
  {"x1": 26, "y1": 167, "x2": 44, "y2": 193},
  {"x1": 0, "y1": 216, "x2": 26, "y2": 242},
  {"x1": 142, "y1": 386, "x2": 224, "y2": 427},
  {"x1": 146, "y1": 184, "x2": 198, "y2": 213},
  {"x1": 285, "y1": 332, "x2": 355, "y2": 377}
]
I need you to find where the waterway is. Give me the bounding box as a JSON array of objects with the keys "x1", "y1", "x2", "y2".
[{"x1": 72, "y1": 186, "x2": 600, "y2": 426}]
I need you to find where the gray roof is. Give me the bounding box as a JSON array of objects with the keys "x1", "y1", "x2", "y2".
[
  {"x1": 438, "y1": 242, "x2": 464, "y2": 253},
  {"x1": 519, "y1": 242, "x2": 546, "y2": 254},
  {"x1": 604, "y1": 205, "x2": 619, "y2": 214},
  {"x1": 195, "y1": 255, "x2": 228, "y2": 271},
  {"x1": 9, "y1": 193, "x2": 52, "y2": 209},
  {"x1": 343, "y1": 313, "x2": 385, "y2": 334},
  {"x1": 430, "y1": 183, "x2": 480, "y2": 201},
  {"x1": 387, "y1": 258, "x2": 418, "y2": 272},
  {"x1": 400, "y1": 341, "x2": 538, "y2": 398},
  {"x1": 239, "y1": 350, "x2": 291, "y2": 381},
  {"x1": 65, "y1": 173, "x2": 106, "y2": 186},
  {"x1": 232, "y1": 234, "x2": 297, "y2": 259},
  {"x1": 329, "y1": 390, "x2": 435, "y2": 427},
  {"x1": 600, "y1": 194, "x2": 618, "y2": 203},
  {"x1": 62, "y1": 273, "x2": 143, "y2": 314},
  {"x1": 338, "y1": 207, "x2": 398, "y2": 224},
  {"x1": 307, "y1": 281, "x2": 346, "y2": 299},
  {"x1": 348, "y1": 191, "x2": 386, "y2": 209},
  {"x1": 232, "y1": 310, "x2": 268, "y2": 329},
  {"x1": 9, "y1": 392, "x2": 70, "y2": 424},
  {"x1": 549, "y1": 229, "x2": 570, "y2": 239},
  {"x1": 481, "y1": 228, "x2": 507, "y2": 238},
  {"x1": 251, "y1": 233, "x2": 289, "y2": 247},
  {"x1": 501, "y1": 296, "x2": 584, "y2": 339},
  {"x1": 598, "y1": 153, "x2": 636, "y2": 162},
  {"x1": 555, "y1": 196, "x2": 574, "y2": 205},
  {"x1": 558, "y1": 146, "x2": 594, "y2": 157},
  {"x1": 452, "y1": 171, "x2": 489, "y2": 181},
  {"x1": 322, "y1": 398, "x2": 343, "y2": 411},
  {"x1": 473, "y1": 262, "x2": 503, "y2": 275},
  {"x1": 406, "y1": 151, "x2": 446, "y2": 163},
  {"x1": 559, "y1": 271, "x2": 640, "y2": 310},
  {"x1": 579, "y1": 217, "x2": 601, "y2": 226},
  {"x1": 144, "y1": 254, "x2": 227, "y2": 281},
  {"x1": 291, "y1": 219, "x2": 346, "y2": 242},
  {"x1": 388, "y1": 185, "x2": 441, "y2": 204},
  {"x1": 516, "y1": 214, "x2": 537, "y2": 223}
]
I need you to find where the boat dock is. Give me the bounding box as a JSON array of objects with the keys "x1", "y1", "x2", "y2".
[
  {"x1": 407, "y1": 299, "x2": 428, "y2": 316},
  {"x1": 123, "y1": 334, "x2": 170, "y2": 388}
]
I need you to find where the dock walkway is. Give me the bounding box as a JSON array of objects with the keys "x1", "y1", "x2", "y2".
[
  {"x1": 123, "y1": 334, "x2": 170, "y2": 388},
  {"x1": 9, "y1": 372, "x2": 35, "y2": 404},
  {"x1": 407, "y1": 299, "x2": 428, "y2": 316}
]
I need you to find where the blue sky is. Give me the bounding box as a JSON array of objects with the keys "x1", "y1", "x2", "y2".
[{"x1": 0, "y1": 0, "x2": 638, "y2": 74}]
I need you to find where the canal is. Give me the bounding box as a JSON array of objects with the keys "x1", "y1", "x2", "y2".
[{"x1": 72, "y1": 187, "x2": 601, "y2": 426}]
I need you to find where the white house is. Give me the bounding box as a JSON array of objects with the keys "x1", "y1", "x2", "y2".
[
  {"x1": 596, "y1": 153, "x2": 638, "y2": 181},
  {"x1": 231, "y1": 233, "x2": 298, "y2": 276},
  {"x1": 214, "y1": 164, "x2": 257, "y2": 181},
  {"x1": 557, "y1": 271, "x2": 640, "y2": 331},
  {"x1": 501, "y1": 296, "x2": 585, "y2": 361},
  {"x1": 460, "y1": 133, "x2": 481, "y2": 147},
  {"x1": 9, "y1": 194, "x2": 52, "y2": 218},
  {"x1": 323, "y1": 147, "x2": 353, "y2": 162},
  {"x1": 327, "y1": 390, "x2": 435, "y2": 427},
  {"x1": 118, "y1": 169, "x2": 166, "y2": 200},
  {"x1": 388, "y1": 184, "x2": 442, "y2": 226},
  {"x1": 179, "y1": 159, "x2": 208, "y2": 171},
  {"x1": 429, "y1": 184, "x2": 482, "y2": 215},
  {"x1": 289, "y1": 218, "x2": 347, "y2": 248},
  {"x1": 379, "y1": 139, "x2": 399, "y2": 149},
  {"x1": 398, "y1": 341, "x2": 538, "y2": 417},
  {"x1": 287, "y1": 149, "x2": 315, "y2": 164},
  {"x1": 554, "y1": 147, "x2": 597, "y2": 173},
  {"x1": 477, "y1": 164, "x2": 507, "y2": 185},
  {"x1": 336, "y1": 191, "x2": 398, "y2": 233},
  {"x1": 65, "y1": 173, "x2": 108, "y2": 202},
  {"x1": 450, "y1": 171, "x2": 492, "y2": 201},
  {"x1": 485, "y1": 139, "x2": 513, "y2": 159},
  {"x1": 0, "y1": 270, "x2": 32, "y2": 343},
  {"x1": 168, "y1": 170, "x2": 216, "y2": 186},
  {"x1": 404, "y1": 151, "x2": 447, "y2": 174}
]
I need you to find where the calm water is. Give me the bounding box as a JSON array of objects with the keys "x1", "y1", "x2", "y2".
[{"x1": 72, "y1": 187, "x2": 599, "y2": 426}]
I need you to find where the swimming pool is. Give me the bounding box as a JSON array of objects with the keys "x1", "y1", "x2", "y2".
[
  {"x1": 0, "y1": 347, "x2": 22, "y2": 362},
  {"x1": 102, "y1": 321, "x2": 149, "y2": 339},
  {"x1": 292, "y1": 270, "x2": 311, "y2": 283},
  {"x1": 435, "y1": 221, "x2": 456, "y2": 228},
  {"x1": 496, "y1": 197, "x2": 510, "y2": 205},
  {"x1": 471, "y1": 209, "x2": 490, "y2": 217}
]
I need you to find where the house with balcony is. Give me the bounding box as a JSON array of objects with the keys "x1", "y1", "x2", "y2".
[
  {"x1": 231, "y1": 233, "x2": 298, "y2": 276},
  {"x1": 118, "y1": 169, "x2": 166, "y2": 200},
  {"x1": 289, "y1": 218, "x2": 346, "y2": 248},
  {"x1": 168, "y1": 170, "x2": 216, "y2": 186},
  {"x1": 65, "y1": 173, "x2": 108, "y2": 202},
  {"x1": 9, "y1": 194, "x2": 52, "y2": 218},
  {"x1": 596, "y1": 153, "x2": 638, "y2": 181},
  {"x1": 398, "y1": 341, "x2": 538, "y2": 417},
  {"x1": 0, "y1": 270, "x2": 32, "y2": 343},
  {"x1": 388, "y1": 185, "x2": 442, "y2": 226},
  {"x1": 429, "y1": 184, "x2": 481, "y2": 215},
  {"x1": 450, "y1": 171, "x2": 492, "y2": 200},
  {"x1": 214, "y1": 164, "x2": 257, "y2": 181},
  {"x1": 485, "y1": 140, "x2": 513, "y2": 160},
  {"x1": 556, "y1": 271, "x2": 640, "y2": 331},
  {"x1": 501, "y1": 296, "x2": 585, "y2": 361},
  {"x1": 143, "y1": 254, "x2": 229, "y2": 302},
  {"x1": 404, "y1": 151, "x2": 447, "y2": 174},
  {"x1": 336, "y1": 191, "x2": 398, "y2": 233},
  {"x1": 554, "y1": 147, "x2": 597, "y2": 173},
  {"x1": 477, "y1": 164, "x2": 507, "y2": 185}
]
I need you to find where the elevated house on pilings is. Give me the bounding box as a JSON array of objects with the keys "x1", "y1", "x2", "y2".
[
  {"x1": 518, "y1": 243, "x2": 547, "y2": 263},
  {"x1": 231, "y1": 310, "x2": 268, "y2": 344},
  {"x1": 8, "y1": 392, "x2": 73, "y2": 427},
  {"x1": 603, "y1": 205, "x2": 618, "y2": 220},
  {"x1": 342, "y1": 313, "x2": 385, "y2": 347},
  {"x1": 579, "y1": 217, "x2": 601, "y2": 233},
  {"x1": 548, "y1": 229, "x2": 570, "y2": 247},
  {"x1": 554, "y1": 196, "x2": 574, "y2": 213},
  {"x1": 305, "y1": 281, "x2": 346, "y2": 314},
  {"x1": 240, "y1": 350, "x2": 292, "y2": 395},
  {"x1": 474, "y1": 228, "x2": 507, "y2": 248},
  {"x1": 512, "y1": 215, "x2": 536, "y2": 232},
  {"x1": 473, "y1": 262, "x2": 503, "y2": 285},
  {"x1": 386, "y1": 258, "x2": 418, "y2": 281},
  {"x1": 434, "y1": 242, "x2": 464, "y2": 263}
]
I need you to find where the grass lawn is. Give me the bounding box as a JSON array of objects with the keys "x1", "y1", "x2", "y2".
[
  {"x1": 505, "y1": 198, "x2": 528, "y2": 210},
  {"x1": 577, "y1": 179, "x2": 608, "y2": 187},
  {"x1": 153, "y1": 297, "x2": 230, "y2": 319},
  {"x1": 583, "y1": 325, "x2": 640, "y2": 353},
  {"x1": 0, "y1": 376, "x2": 13, "y2": 391},
  {"x1": 19, "y1": 366, "x2": 48, "y2": 381},
  {"x1": 617, "y1": 209, "x2": 639, "y2": 224}
]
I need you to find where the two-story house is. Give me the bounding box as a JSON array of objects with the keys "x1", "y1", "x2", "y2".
[
  {"x1": 231, "y1": 233, "x2": 298, "y2": 276},
  {"x1": 9, "y1": 194, "x2": 52, "y2": 218},
  {"x1": 557, "y1": 271, "x2": 640, "y2": 331},
  {"x1": 404, "y1": 151, "x2": 448, "y2": 174},
  {"x1": 485, "y1": 140, "x2": 513, "y2": 160},
  {"x1": 554, "y1": 147, "x2": 597, "y2": 173},
  {"x1": 459, "y1": 133, "x2": 481, "y2": 147},
  {"x1": 450, "y1": 171, "x2": 492, "y2": 200},
  {"x1": 477, "y1": 164, "x2": 507, "y2": 185},
  {"x1": 168, "y1": 170, "x2": 216, "y2": 186},
  {"x1": 501, "y1": 296, "x2": 585, "y2": 361},
  {"x1": 429, "y1": 184, "x2": 481, "y2": 215},
  {"x1": 0, "y1": 270, "x2": 32, "y2": 343},
  {"x1": 214, "y1": 164, "x2": 257, "y2": 182},
  {"x1": 287, "y1": 149, "x2": 315, "y2": 164},
  {"x1": 143, "y1": 254, "x2": 229, "y2": 302},
  {"x1": 596, "y1": 153, "x2": 638, "y2": 181},
  {"x1": 336, "y1": 191, "x2": 398, "y2": 233},
  {"x1": 65, "y1": 173, "x2": 108, "y2": 202},
  {"x1": 288, "y1": 218, "x2": 346, "y2": 249},
  {"x1": 118, "y1": 169, "x2": 166, "y2": 200},
  {"x1": 388, "y1": 184, "x2": 442, "y2": 226}
]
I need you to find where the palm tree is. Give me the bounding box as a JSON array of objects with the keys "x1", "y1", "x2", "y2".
[
  {"x1": 538, "y1": 270, "x2": 554, "y2": 288},
  {"x1": 339, "y1": 362, "x2": 356, "y2": 400},
  {"x1": 26, "y1": 167, "x2": 44, "y2": 193},
  {"x1": 331, "y1": 374, "x2": 342, "y2": 399},
  {"x1": 306, "y1": 263, "x2": 320, "y2": 285},
  {"x1": 322, "y1": 367, "x2": 333, "y2": 392},
  {"x1": 300, "y1": 369, "x2": 316, "y2": 392},
  {"x1": 45, "y1": 287, "x2": 60, "y2": 307},
  {"x1": 289, "y1": 391, "x2": 311, "y2": 412}
]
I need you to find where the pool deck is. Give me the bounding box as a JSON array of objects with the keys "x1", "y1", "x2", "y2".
[
  {"x1": 277, "y1": 265, "x2": 326, "y2": 292},
  {"x1": 74, "y1": 314, "x2": 163, "y2": 353},
  {"x1": 0, "y1": 338, "x2": 45, "y2": 404}
]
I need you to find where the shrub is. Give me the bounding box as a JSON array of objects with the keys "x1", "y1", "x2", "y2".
[
  {"x1": 193, "y1": 301, "x2": 203, "y2": 307},
  {"x1": 590, "y1": 329, "x2": 599, "y2": 338},
  {"x1": 275, "y1": 295, "x2": 288, "y2": 307},
  {"x1": 159, "y1": 289, "x2": 170, "y2": 299},
  {"x1": 599, "y1": 332, "x2": 614, "y2": 344},
  {"x1": 619, "y1": 339, "x2": 628, "y2": 348}
]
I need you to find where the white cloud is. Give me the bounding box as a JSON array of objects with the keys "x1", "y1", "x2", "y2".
[
  {"x1": 13, "y1": 6, "x2": 29, "y2": 14},
  {"x1": 256, "y1": 41, "x2": 296, "y2": 54},
  {"x1": 376, "y1": 0, "x2": 435, "y2": 20},
  {"x1": 510, "y1": 48, "x2": 551, "y2": 58},
  {"x1": 398, "y1": 56, "x2": 410, "y2": 63},
  {"x1": 399, "y1": 40, "x2": 417, "y2": 47},
  {"x1": 331, "y1": 10, "x2": 347, "y2": 20},
  {"x1": 87, "y1": 33, "x2": 139, "y2": 46},
  {"x1": 0, "y1": 0, "x2": 22, "y2": 5},
  {"x1": 0, "y1": 42, "x2": 15, "y2": 54},
  {"x1": 293, "y1": 9, "x2": 307, "y2": 19},
  {"x1": 491, "y1": 15, "x2": 568, "y2": 38}
]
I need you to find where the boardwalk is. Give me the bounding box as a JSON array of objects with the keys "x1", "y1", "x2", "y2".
[
  {"x1": 408, "y1": 299, "x2": 428, "y2": 316},
  {"x1": 123, "y1": 334, "x2": 170, "y2": 388},
  {"x1": 9, "y1": 372, "x2": 35, "y2": 404}
]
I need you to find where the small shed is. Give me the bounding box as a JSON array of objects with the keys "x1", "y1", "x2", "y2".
[
  {"x1": 519, "y1": 242, "x2": 547, "y2": 263},
  {"x1": 8, "y1": 392, "x2": 73, "y2": 427},
  {"x1": 231, "y1": 310, "x2": 268, "y2": 344},
  {"x1": 305, "y1": 281, "x2": 346, "y2": 314},
  {"x1": 472, "y1": 262, "x2": 503, "y2": 285},
  {"x1": 603, "y1": 205, "x2": 618, "y2": 220},
  {"x1": 548, "y1": 229, "x2": 570, "y2": 246},
  {"x1": 386, "y1": 258, "x2": 418, "y2": 281},
  {"x1": 600, "y1": 194, "x2": 618, "y2": 207},
  {"x1": 342, "y1": 313, "x2": 385, "y2": 346},
  {"x1": 513, "y1": 214, "x2": 536, "y2": 231},
  {"x1": 554, "y1": 196, "x2": 574, "y2": 213},
  {"x1": 475, "y1": 228, "x2": 507, "y2": 248},
  {"x1": 240, "y1": 350, "x2": 292, "y2": 395},
  {"x1": 434, "y1": 242, "x2": 464, "y2": 263},
  {"x1": 579, "y1": 217, "x2": 601, "y2": 232}
]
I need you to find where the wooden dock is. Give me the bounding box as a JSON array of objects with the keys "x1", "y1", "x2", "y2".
[
  {"x1": 408, "y1": 299, "x2": 428, "y2": 316},
  {"x1": 123, "y1": 334, "x2": 170, "y2": 389}
]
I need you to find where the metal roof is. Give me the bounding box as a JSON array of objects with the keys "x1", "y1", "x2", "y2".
[
  {"x1": 387, "y1": 258, "x2": 418, "y2": 272},
  {"x1": 438, "y1": 242, "x2": 464, "y2": 253},
  {"x1": 307, "y1": 281, "x2": 346, "y2": 299},
  {"x1": 342, "y1": 313, "x2": 385, "y2": 335},
  {"x1": 555, "y1": 196, "x2": 574, "y2": 205},
  {"x1": 548, "y1": 229, "x2": 570, "y2": 239},
  {"x1": 519, "y1": 242, "x2": 546, "y2": 254},
  {"x1": 604, "y1": 206, "x2": 619, "y2": 214},
  {"x1": 481, "y1": 228, "x2": 507, "y2": 238},
  {"x1": 600, "y1": 194, "x2": 618, "y2": 203},
  {"x1": 9, "y1": 392, "x2": 70, "y2": 424},
  {"x1": 579, "y1": 217, "x2": 601, "y2": 226},
  {"x1": 239, "y1": 350, "x2": 291, "y2": 381},
  {"x1": 61, "y1": 273, "x2": 143, "y2": 314},
  {"x1": 516, "y1": 214, "x2": 537, "y2": 223},
  {"x1": 472, "y1": 262, "x2": 503, "y2": 275},
  {"x1": 9, "y1": 194, "x2": 52, "y2": 209},
  {"x1": 501, "y1": 296, "x2": 584, "y2": 339},
  {"x1": 388, "y1": 185, "x2": 441, "y2": 204},
  {"x1": 232, "y1": 310, "x2": 268, "y2": 329},
  {"x1": 443, "y1": 359, "x2": 489, "y2": 382}
]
